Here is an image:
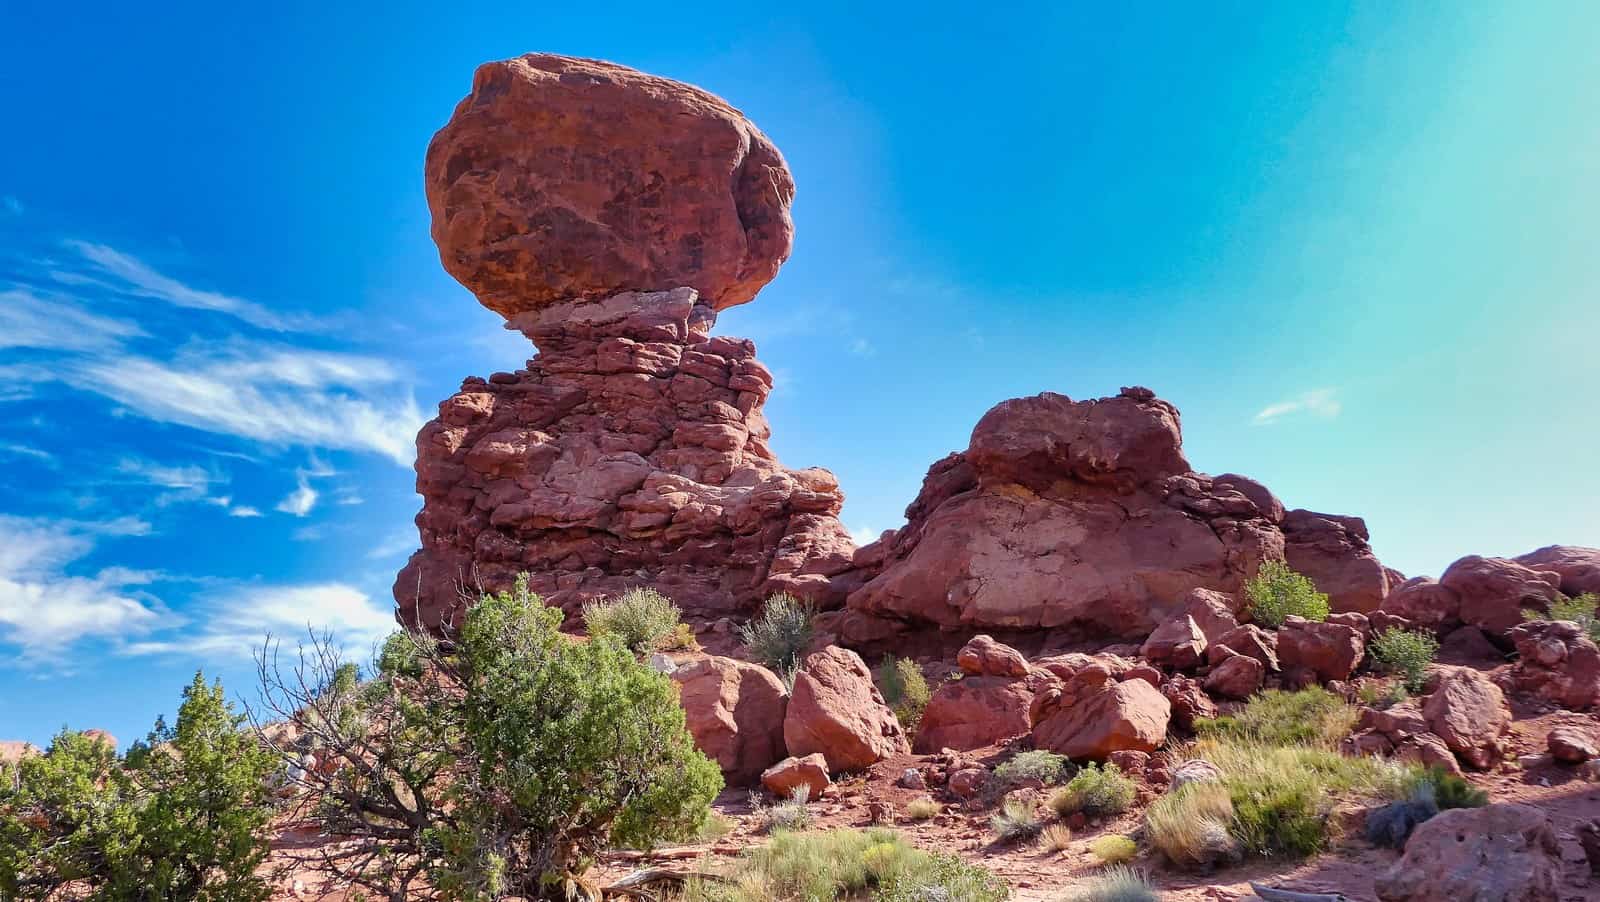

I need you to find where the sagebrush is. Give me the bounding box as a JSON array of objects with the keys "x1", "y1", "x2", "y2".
[
  {"x1": 1368, "y1": 627, "x2": 1439, "y2": 693},
  {"x1": 582, "y1": 586, "x2": 686, "y2": 655},
  {"x1": 1245, "y1": 559, "x2": 1330, "y2": 627},
  {"x1": 876, "y1": 656, "x2": 931, "y2": 733},
  {"x1": 1050, "y1": 762, "x2": 1135, "y2": 818},
  {"x1": 993, "y1": 749, "x2": 1069, "y2": 787},
  {"x1": 739, "y1": 592, "x2": 815, "y2": 679},
  {"x1": 1525, "y1": 592, "x2": 1600, "y2": 643}
]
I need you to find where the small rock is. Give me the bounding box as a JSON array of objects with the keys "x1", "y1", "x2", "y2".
[
  {"x1": 1548, "y1": 726, "x2": 1599, "y2": 764},
  {"x1": 760, "y1": 753, "x2": 831, "y2": 799},
  {"x1": 897, "y1": 767, "x2": 927, "y2": 790},
  {"x1": 948, "y1": 767, "x2": 989, "y2": 800}
]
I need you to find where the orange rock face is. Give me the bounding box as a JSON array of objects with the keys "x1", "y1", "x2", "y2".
[
  {"x1": 783, "y1": 647, "x2": 909, "y2": 772},
  {"x1": 425, "y1": 54, "x2": 794, "y2": 318}
]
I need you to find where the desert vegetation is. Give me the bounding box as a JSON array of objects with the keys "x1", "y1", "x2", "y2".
[
  {"x1": 1525, "y1": 591, "x2": 1600, "y2": 642},
  {"x1": 582, "y1": 586, "x2": 694, "y2": 655},
  {"x1": 738, "y1": 592, "x2": 815, "y2": 681},
  {"x1": 875, "y1": 656, "x2": 931, "y2": 733},
  {"x1": 1244, "y1": 559, "x2": 1331, "y2": 627},
  {"x1": 1368, "y1": 626, "x2": 1440, "y2": 694},
  {"x1": 1049, "y1": 763, "x2": 1135, "y2": 819}
]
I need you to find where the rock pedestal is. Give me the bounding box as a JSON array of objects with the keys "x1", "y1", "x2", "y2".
[{"x1": 397, "y1": 289, "x2": 854, "y2": 628}]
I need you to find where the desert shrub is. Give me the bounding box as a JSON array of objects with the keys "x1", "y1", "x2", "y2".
[
  {"x1": 754, "y1": 786, "x2": 814, "y2": 833},
  {"x1": 582, "y1": 586, "x2": 685, "y2": 655},
  {"x1": 255, "y1": 574, "x2": 722, "y2": 900},
  {"x1": 1524, "y1": 592, "x2": 1600, "y2": 643},
  {"x1": 0, "y1": 673, "x2": 277, "y2": 902},
  {"x1": 903, "y1": 797, "x2": 942, "y2": 821},
  {"x1": 1145, "y1": 780, "x2": 1241, "y2": 870},
  {"x1": 1088, "y1": 834, "x2": 1138, "y2": 865},
  {"x1": 739, "y1": 592, "x2": 815, "y2": 679},
  {"x1": 1245, "y1": 559, "x2": 1330, "y2": 627},
  {"x1": 1368, "y1": 627, "x2": 1440, "y2": 694},
  {"x1": 1195, "y1": 687, "x2": 1357, "y2": 747},
  {"x1": 1049, "y1": 762, "x2": 1135, "y2": 818},
  {"x1": 1062, "y1": 866, "x2": 1157, "y2": 902},
  {"x1": 989, "y1": 798, "x2": 1043, "y2": 843},
  {"x1": 682, "y1": 828, "x2": 1007, "y2": 902},
  {"x1": 1040, "y1": 823, "x2": 1074, "y2": 853},
  {"x1": 1403, "y1": 765, "x2": 1488, "y2": 810},
  {"x1": 993, "y1": 749, "x2": 1070, "y2": 787},
  {"x1": 876, "y1": 656, "x2": 932, "y2": 733}
]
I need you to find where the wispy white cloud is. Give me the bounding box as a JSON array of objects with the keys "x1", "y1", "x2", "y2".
[
  {"x1": 0, "y1": 442, "x2": 55, "y2": 465},
  {"x1": 275, "y1": 471, "x2": 318, "y2": 518},
  {"x1": 848, "y1": 337, "x2": 875, "y2": 357},
  {"x1": 227, "y1": 505, "x2": 263, "y2": 518},
  {"x1": 0, "y1": 515, "x2": 168, "y2": 664},
  {"x1": 1252, "y1": 388, "x2": 1343, "y2": 426},
  {"x1": 850, "y1": 524, "x2": 882, "y2": 545},
  {"x1": 54, "y1": 341, "x2": 424, "y2": 465},
  {"x1": 64, "y1": 241, "x2": 319, "y2": 332},
  {"x1": 0, "y1": 288, "x2": 145, "y2": 353},
  {"x1": 123, "y1": 582, "x2": 394, "y2": 658}
]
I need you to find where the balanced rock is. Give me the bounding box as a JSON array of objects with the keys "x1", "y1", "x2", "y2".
[
  {"x1": 1281, "y1": 509, "x2": 1391, "y2": 613},
  {"x1": 783, "y1": 646, "x2": 909, "y2": 772},
  {"x1": 425, "y1": 54, "x2": 793, "y2": 317},
  {"x1": 671, "y1": 655, "x2": 788, "y2": 784},
  {"x1": 1183, "y1": 587, "x2": 1240, "y2": 642},
  {"x1": 1141, "y1": 614, "x2": 1207, "y2": 670},
  {"x1": 844, "y1": 388, "x2": 1390, "y2": 638},
  {"x1": 1375, "y1": 804, "x2": 1561, "y2": 902}
]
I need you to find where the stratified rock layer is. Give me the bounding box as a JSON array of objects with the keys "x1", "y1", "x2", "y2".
[
  {"x1": 425, "y1": 54, "x2": 794, "y2": 318},
  {"x1": 843, "y1": 388, "x2": 1389, "y2": 639},
  {"x1": 395, "y1": 289, "x2": 853, "y2": 628}
]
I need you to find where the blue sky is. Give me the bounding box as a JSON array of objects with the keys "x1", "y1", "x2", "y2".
[{"x1": 2, "y1": 2, "x2": 1597, "y2": 746}]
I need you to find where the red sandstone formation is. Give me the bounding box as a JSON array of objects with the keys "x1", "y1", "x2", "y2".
[
  {"x1": 840, "y1": 387, "x2": 1390, "y2": 642},
  {"x1": 425, "y1": 54, "x2": 794, "y2": 318},
  {"x1": 397, "y1": 56, "x2": 850, "y2": 628}
]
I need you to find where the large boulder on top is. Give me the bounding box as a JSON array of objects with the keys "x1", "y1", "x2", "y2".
[
  {"x1": 1440, "y1": 555, "x2": 1563, "y2": 637},
  {"x1": 1422, "y1": 668, "x2": 1511, "y2": 770},
  {"x1": 424, "y1": 53, "x2": 794, "y2": 317},
  {"x1": 671, "y1": 655, "x2": 788, "y2": 784},
  {"x1": 1514, "y1": 545, "x2": 1600, "y2": 597},
  {"x1": 1031, "y1": 667, "x2": 1170, "y2": 759},
  {"x1": 914, "y1": 675, "x2": 1036, "y2": 753},
  {"x1": 1141, "y1": 614, "x2": 1207, "y2": 669},
  {"x1": 1374, "y1": 803, "x2": 1561, "y2": 902},
  {"x1": 1380, "y1": 576, "x2": 1462, "y2": 631},
  {"x1": 845, "y1": 388, "x2": 1385, "y2": 638},
  {"x1": 783, "y1": 646, "x2": 909, "y2": 772},
  {"x1": 955, "y1": 634, "x2": 1030, "y2": 678}
]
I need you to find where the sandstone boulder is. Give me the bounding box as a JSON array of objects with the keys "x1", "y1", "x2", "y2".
[
  {"x1": 1162, "y1": 675, "x2": 1219, "y2": 731},
  {"x1": 671, "y1": 655, "x2": 788, "y2": 784},
  {"x1": 1422, "y1": 668, "x2": 1510, "y2": 770},
  {"x1": 1281, "y1": 508, "x2": 1392, "y2": 613},
  {"x1": 1207, "y1": 624, "x2": 1279, "y2": 670},
  {"x1": 1203, "y1": 652, "x2": 1264, "y2": 700},
  {"x1": 783, "y1": 646, "x2": 908, "y2": 772},
  {"x1": 1548, "y1": 726, "x2": 1598, "y2": 764},
  {"x1": 1141, "y1": 614, "x2": 1207, "y2": 670},
  {"x1": 1507, "y1": 619, "x2": 1600, "y2": 710},
  {"x1": 1183, "y1": 587, "x2": 1240, "y2": 642},
  {"x1": 1380, "y1": 577, "x2": 1462, "y2": 631},
  {"x1": 1032, "y1": 672, "x2": 1170, "y2": 759},
  {"x1": 847, "y1": 388, "x2": 1391, "y2": 638},
  {"x1": 760, "y1": 753, "x2": 830, "y2": 799},
  {"x1": 1278, "y1": 616, "x2": 1365, "y2": 682},
  {"x1": 1514, "y1": 545, "x2": 1600, "y2": 597},
  {"x1": 1439, "y1": 555, "x2": 1562, "y2": 637},
  {"x1": 1374, "y1": 804, "x2": 1561, "y2": 902},
  {"x1": 425, "y1": 54, "x2": 793, "y2": 317},
  {"x1": 0, "y1": 741, "x2": 37, "y2": 768},
  {"x1": 955, "y1": 634, "x2": 1030, "y2": 678},
  {"x1": 914, "y1": 675, "x2": 1035, "y2": 753}
]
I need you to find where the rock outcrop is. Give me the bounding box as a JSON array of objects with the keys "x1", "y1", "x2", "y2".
[
  {"x1": 1514, "y1": 545, "x2": 1600, "y2": 597},
  {"x1": 914, "y1": 676, "x2": 1036, "y2": 753},
  {"x1": 397, "y1": 56, "x2": 852, "y2": 628},
  {"x1": 1030, "y1": 662, "x2": 1171, "y2": 759},
  {"x1": 783, "y1": 647, "x2": 909, "y2": 772},
  {"x1": 424, "y1": 54, "x2": 793, "y2": 318},
  {"x1": 1440, "y1": 555, "x2": 1563, "y2": 637},
  {"x1": 1375, "y1": 804, "x2": 1561, "y2": 902},
  {"x1": 1506, "y1": 620, "x2": 1600, "y2": 710},
  {"x1": 1422, "y1": 668, "x2": 1511, "y2": 770},
  {"x1": 671, "y1": 655, "x2": 789, "y2": 784},
  {"x1": 842, "y1": 388, "x2": 1389, "y2": 640}
]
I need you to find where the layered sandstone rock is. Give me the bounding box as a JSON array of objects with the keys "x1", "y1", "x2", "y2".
[
  {"x1": 398, "y1": 56, "x2": 850, "y2": 627},
  {"x1": 843, "y1": 388, "x2": 1389, "y2": 640},
  {"x1": 1514, "y1": 545, "x2": 1600, "y2": 597},
  {"x1": 425, "y1": 54, "x2": 793, "y2": 317},
  {"x1": 1506, "y1": 620, "x2": 1600, "y2": 710},
  {"x1": 1441, "y1": 555, "x2": 1563, "y2": 637}
]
